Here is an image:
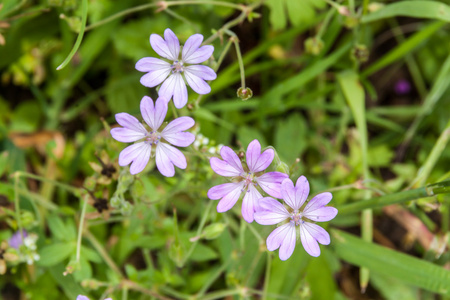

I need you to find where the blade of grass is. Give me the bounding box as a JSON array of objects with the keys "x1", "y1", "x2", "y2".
[
  {"x1": 362, "y1": 1, "x2": 450, "y2": 23},
  {"x1": 362, "y1": 21, "x2": 444, "y2": 77},
  {"x1": 336, "y1": 180, "x2": 450, "y2": 215},
  {"x1": 409, "y1": 120, "x2": 450, "y2": 188},
  {"x1": 337, "y1": 70, "x2": 372, "y2": 291},
  {"x1": 332, "y1": 229, "x2": 450, "y2": 295},
  {"x1": 56, "y1": 0, "x2": 88, "y2": 70}
]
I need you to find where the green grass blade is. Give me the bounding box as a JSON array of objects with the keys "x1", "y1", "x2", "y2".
[
  {"x1": 362, "y1": 1, "x2": 450, "y2": 23},
  {"x1": 336, "y1": 180, "x2": 450, "y2": 215},
  {"x1": 332, "y1": 229, "x2": 450, "y2": 295},
  {"x1": 337, "y1": 70, "x2": 372, "y2": 290},
  {"x1": 56, "y1": 0, "x2": 88, "y2": 70},
  {"x1": 362, "y1": 21, "x2": 444, "y2": 77}
]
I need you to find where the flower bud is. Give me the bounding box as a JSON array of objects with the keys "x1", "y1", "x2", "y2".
[
  {"x1": 203, "y1": 223, "x2": 226, "y2": 240},
  {"x1": 237, "y1": 87, "x2": 253, "y2": 100},
  {"x1": 368, "y1": 2, "x2": 384, "y2": 12},
  {"x1": 351, "y1": 44, "x2": 370, "y2": 63},
  {"x1": 275, "y1": 161, "x2": 290, "y2": 175},
  {"x1": 304, "y1": 37, "x2": 324, "y2": 56}
]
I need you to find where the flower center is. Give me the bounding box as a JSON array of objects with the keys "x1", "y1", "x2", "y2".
[
  {"x1": 171, "y1": 60, "x2": 184, "y2": 73},
  {"x1": 290, "y1": 211, "x2": 304, "y2": 226},
  {"x1": 146, "y1": 131, "x2": 161, "y2": 145}
]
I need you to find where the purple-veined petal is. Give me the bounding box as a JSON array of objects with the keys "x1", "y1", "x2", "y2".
[
  {"x1": 304, "y1": 192, "x2": 333, "y2": 214},
  {"x1": 140, "y1": 96, "x2": 167, "y2": 131},
  {"x1": 208, "y1": 182, "x2": 241, "y2": 200},
  {"x1": 183, "y1": 45, "x2": 214, "y2": 64},
  {"x1": 130, "y1": 143, "x2": 152, "y2": 175},
  {"x1": 111, "y1": 127, "x2": 145, "y2": 143},
  {"x1": 254, "y1": 197, "x2": 290, "y2": 225},
  {"x1": 136, "y1": 57, "x2": 171, "y2": 72},
  {"x1": 246, "y1": 140, "x2": 274, "y2": 173},
  {"x1": 294, "y1": 176, "x2": 310, "y2": 210},
  {"x1": 184, "y1": 65, "x2": 217, "y2": 80},
  {"x1": 155, "y1": 142, "x2": 187, "y2": 177},
  {"x1": 182, "y1": 34, "x2": 203, "y2": 61},
  {"x1": 162, "y1": 116, "x2": 195, "y2": 135},
  {"x1": 279, "y1": 223, "x2": 297, "y2": 260},
  {"x1": 163, "y1": 132, "x2": 195, "y2": 147},
  {"x1": 219, "y1": 146, "x2": 244, "y2": 175},
  {"x1": 256, "y1": 172, "x2": 288, "y2": 198},
  {"x1": 215, "y1": 182, "x2": 245, "y2": 213},
  {"x1": 184, "y1": 70, "x2": 211, "y2": 94},
  {"x1": 164, "y1": 28, "x2": 180, "y2": 61},
  {"x1": 280, "y1": 178, "x2": 296, "y2": 210},
  {"x1": 242, "y1": 185, "x2": 263, "y2": 223},
  {"x1": 302, "y1": 222, "x2": 330, "y2": 245},
  {"x1": 303, "y1": 207, "x2": 338, "y2": 222},
  {"x1": 299, "y1": 222, "x2": 321, "y2": 257},
  {"x1": 210, "y1": 157, "x2": 242, "y2": 177},
  {"x1": 159, "y1": 73, "x2": 188, "y2": 108},
  {"x1": 115, "y1": 113, "x2": 147, "y2": 133},
  {"x1": 266, "y1": 222, "x2": 295, "y2": 251},
  {"x1": 150, "y1": 32, "x2": 177, "y2": 61},
  {"x1": 118, "y1": 142, "x2": 152, "y2": 174},
  {"x1": 140, "y1": 68, "x2": 171, "y2": 88}
]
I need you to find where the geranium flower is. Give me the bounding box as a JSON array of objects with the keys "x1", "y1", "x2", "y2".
[
  {"x1": 110, "y1": 96, "x2": 195, "y2": 176},
  {"x1": 136, "y1": 28, "x2": 216, "y2": 108},
  {"x1": 254, "y1": 176, "x2": 338, "y2": 260},
  {"x1": 207, "y1": 140, "x2": 288, "y2": 223}
]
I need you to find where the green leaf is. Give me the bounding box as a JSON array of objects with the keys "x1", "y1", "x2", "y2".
[
  {"x1": 332, "y1": 229, "x2": 450, "y2": 295},
  {"x1": 362, "y1": 1, "x2": 450, "y2": 23},
  {"x1": 237, "y1": 126, "x2": 267, "y2": 149},
  {"x1": 274, "y1": 113, "x2": 307, "y2": 163},
  {"x1": 265, "y1": 0, "x2": 287, "y2": 30},
  {"x1": 367, "y1": 145, "x2": 394, "y2": 167},
  {"x1": 38, "y1": 243, "x2": 75, "y2": 267},
  {"x1": 47, "y1": 215, "x2": 76, "y2": 242},
  {"x1": 370, "y1": 272, "x2": 418, "y2": 300},
  {"x1": 190, "y1": 243, "x2": 218, "y2": 262}
]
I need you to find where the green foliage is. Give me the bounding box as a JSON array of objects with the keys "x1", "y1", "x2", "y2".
[{"x1": 1, "y1": 0, "x2": 450, "y2": 299}]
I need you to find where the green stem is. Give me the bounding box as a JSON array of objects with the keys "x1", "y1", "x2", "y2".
[
  {"x1": 85, "y1": 230, "x2": 124, "y2": 278},
  {"x1": 196, "y1": 257, "x2": 232, "y2": 297},
  {"x1": 215, "y1": 39, "x2": 233, "y2": 72},
  {"x1": 336, "y1": 180, "x2": 450, "y2": 215},
  {"x1": 181, "y1": 200, "x2": 212, "y2": 265},
  {"x1": 317, "y1": 8, "x2": 335, "y2": 39},
  {"x1": 232, "y1": 35, "x2": 246, "y2": 89},
  {"x1": 262, "y1": 252, "x2": 272, "y2": 300},
  {"x1": 362, "y1": 0, "x2": 370, "y2": 15},
  {"x1": 76, "y1": 196, "x2": 88, "y2": 262},
  {"x1": 57, "y1": 0, "x2": 88, "y2": 70},
  {"x1": 200, "y1": 289, "x2": 241, "y2": 300},
  {"x1": 13, "y1": 174, "x2": 24, "y2": 242},
  {"x1": 85, "y1": 0, "x2": 244, "y2": 32},
  {"x1": 13, "y1": 171, "x2": 80, "y2": 195},
  {"x1": 409, "y1": 120, "x2": 450, "y2": 188}
]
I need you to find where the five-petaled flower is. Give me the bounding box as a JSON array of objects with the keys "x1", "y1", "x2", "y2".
[
  {"x1": 110, "y1": 96, "x2": 195, "y2": 176},
  {"x1": 208, "y1": 140, "x2": 288, "y2": 223},
  {"x1": 136, "y1": 28, "x2": 217, "y2": 109},
  {"x1": 254, "y1": 176, "x2": 338, "y2": 260}
]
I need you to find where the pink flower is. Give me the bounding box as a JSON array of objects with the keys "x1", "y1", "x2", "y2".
[
  {"x1": 254, "y1": 176, "x2": 338, "y2": 260},
  {"x1": 77, "y1": 296, "x2": 111, "y2": 300},
  {"x1": 136, "y1": 28, "x2": 216, "y2": 109},
  {"x1": 110, "y1": 96, "x2": 195, "y2": 176},
  {"x1": 208, "y1": 140, "x2": 288, "y2": 223}
]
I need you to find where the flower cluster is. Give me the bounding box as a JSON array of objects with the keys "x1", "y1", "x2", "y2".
[
  {"x1": 208, "y1": 141, "x2": 338, "y2": 260},
  {"x1": 111, "y1": 28, "x2": 338, "y2": 261},
  {"x1": 111, "y1": 29, "x2": 216, "y2": 176}
]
